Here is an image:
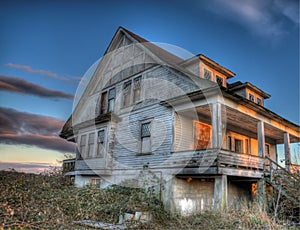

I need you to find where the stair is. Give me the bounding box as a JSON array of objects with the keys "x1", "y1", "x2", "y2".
[{"x1": 264, "y1": 156, "x2": 300, "y2": 205}]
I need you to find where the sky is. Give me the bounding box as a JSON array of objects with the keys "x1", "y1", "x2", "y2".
[{"x1": 0, "y1": 0, "x2": 299, "y2": 173}]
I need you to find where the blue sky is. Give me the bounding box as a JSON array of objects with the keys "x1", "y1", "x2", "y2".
[{"x1": 0, "y1": 0, "x2": 299, "y2": 172}]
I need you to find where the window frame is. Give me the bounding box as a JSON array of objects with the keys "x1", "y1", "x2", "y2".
[
  {"x1": 122, "y1": 80, "x2": 132, "y2": 107},
  {"x1": 100, "y1": 87, "x2": 115, "y2": 114},
  {"x1": 140, "y1": 120, "x2": 152, "y2": 155},
  {"x1": 257, "y1": 98, "x2": 262, "y2": 106},
  {"x1": 216, "y1": 75, "x2": 224, "y2": 87},
  {"x1": 97, "y1": 129, "x2": 106, "y2": 157},
  {"x1": 249, "y1": 93, "x2": 255, "y2": 102},
  {"x1": 133, "y1": 76, "x2": 142, "y2": 103},
  {"x1": 234, "y1": 138, "x2": 243, "y2": 153},
  {"x1": 204, "y1": 68, "x2": 212, "y2": 80}
]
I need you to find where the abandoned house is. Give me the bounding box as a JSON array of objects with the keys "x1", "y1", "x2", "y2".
[{"x1": 60, "y1": 27, "x2": 300, "y2": 215}]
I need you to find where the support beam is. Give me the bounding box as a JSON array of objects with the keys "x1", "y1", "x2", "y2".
[
  {"x1": 212, "y1": 103, "x2": 222, "y2": 149},
  {"x1": 257, "y1": 121, "x2": 265, "y2": 158},
  {"x1": 256, "y1": 179, "x2": 267, "y2": 212},
  {"x1": 214, "y1": 175, "x2": 227, "y2": 210},
  {"x1": 284, "y1": 132, "x2": 291, "y2": 172}
]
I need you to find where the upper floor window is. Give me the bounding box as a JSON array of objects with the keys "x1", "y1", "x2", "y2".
[
  {"x1": 234, "y1": 139, "x2": 243, "y2": 153},
  {"x1": 87, "y1": 133, "x2": 95, "y2": 158},
  {"x1": 216, "y1": 75, "x2": 223, "y2": 87},
  {"x1": 257, "y1": 98, "x2": 262, "y2": 106},
  {"x1": 79, "y1": 134, "x2": 87, "y2": 158},
  {"x1": 108, "y1": 88, "x2": 115, "y2": 112},
  {"x1": 133, "y1": 76, "x2": 141, "y2": 103},
  {"x1": 123, "y1": 81, "x2": 132, "y2": 107},
  {"x1": 100, "y1": 87, "x2": 115, "y2": 114},
  {"x1": 204, "y1": 69, "x2": 212, "y2": 80},
  {"x1": 97, "y1": 130, "x2": 105, "y2": 157},
  {"x1": 249, "y1": 93, "x2": 255, "y2": 102},
  {"x1": 141, "y1": 121, "x2": 151, "y2": 154}
]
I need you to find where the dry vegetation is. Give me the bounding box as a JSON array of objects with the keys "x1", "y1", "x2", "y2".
[{"x1": 0, "y1": 169, "x2": 298, "y2": 229}]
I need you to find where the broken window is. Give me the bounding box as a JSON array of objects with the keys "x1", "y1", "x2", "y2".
[
  {"x1": 141, "y1": 122, "x2": 151, "y2": 154},
  {"x1": 249, "y1": 93, "x2": 255, "y2": 102},
  {"x1": 123, "y1": 81, "x2": 131, "y2": 107},
  {"x1": 87, "y1": 133, "x2": 95, "y2": 157},
  {"x1": 133, "y1": 76, "x2": 141, "y2": 103},
  {"x1": 257, "y1": 98, "x2": 262, "y2": 106},
  {"x1": 100, "y1": 92, "x2": 108, "y2": 114},
  {"x1": 97, "y1": 130, "x2": 105, "y2": 157},
  {"x1": 108, "y1": 88, "x2": 115, "y2": 112},
  {"x1": 234, "y1": 139, "x2": 242, "y2": 153},
  {"x1": 194, "y1": 121, "x2": 211, "y2": 150},
  {"x1": 80, "y1": 134, "x2": 87, "y2": 157},
  {"x1": 216, "y1": 75, "x2": 223, "y2": 87},
  {"x1": 204, "y1": 69, "x2": 212, "y2": 80}
]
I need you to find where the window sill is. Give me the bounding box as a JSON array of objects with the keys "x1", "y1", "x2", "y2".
[{"x1": 136, "y1": 152, "x2": 152, "y2": 156}]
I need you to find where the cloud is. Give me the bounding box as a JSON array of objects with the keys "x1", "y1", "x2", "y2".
[
  {"x1": 0, "y1": 107, "x2": 76, "y2": 153},
  {"x1": 0, "y1": 75, "x2": 74, "y2": 99},
  {"x1": 0, "y1": 161, "x2": 54, "y2": 174},
  {"x1": 203, "y1": 0, "x2": 299, "y2": 39},
  {"x1": 5, "y1": 63, "x2": 81, "y2": 84}
]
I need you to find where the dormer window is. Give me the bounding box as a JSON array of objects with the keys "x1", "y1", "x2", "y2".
[
  {"x1": 216, "y1": 75, "x2": 223, "y2": 87},
  {"x1": 249, "y1": 94, "x2": 255, "y2": 102},
  {"x1": 257, "y1": 98, "x2": 262, "y2": 106},
  {"x1": 204, "y1": 69, "x2": 212, "y2": 80}
]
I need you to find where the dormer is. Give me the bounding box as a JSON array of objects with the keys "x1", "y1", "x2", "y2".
[
  {"x1": 180, "y1": 54, "x2": 235, "y2": 88},
  {"x1": 228, "y1": 81, "x2": 271, "y2": 106}
]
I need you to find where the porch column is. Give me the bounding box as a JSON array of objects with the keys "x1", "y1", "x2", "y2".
[
  {"x1": 284, "y1": 132, "x2": 291, "y2": 172},
  {"x1": 214, "y1": 175, "x2": 227, "y2": 210},
  {"x1": 212, "y1": 103, "x2": 222, "y2": 149},
  {"x1": 257, "y1": 121, "x2": 265, "y2": 158}
]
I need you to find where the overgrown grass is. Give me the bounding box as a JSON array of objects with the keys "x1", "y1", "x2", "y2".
[{"x1": 0, "y1": 169, "x2": 297, "y2": 229}]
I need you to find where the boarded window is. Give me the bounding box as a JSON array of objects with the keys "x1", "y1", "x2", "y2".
[
  {"x1": 123, "y1": 81, "x2": 131, "y2": 107},
  {"x1": 216, "y1": 75, "x2": 223, "y2": 87},
  {"x1": 80, "y1": 134, "x2": 87, "y2": 157},
  {"x1": 141, "y1": 122, "x2": 151, "y2": 154},
  {"x1": 100, "y1": 92, "x2": 108, "y2": 114},
  {"x1": 87, "y1": 133, "x2": 95, "y2": 157},
  {"x1": 194, "y1": 121, "x2": 211, "y2": 150},
  {"x1": 234, "y1": 139, "x2": 242, "y2": 153},
  {"x1": 97, "y1": 130, "x2": 105, "y2": 157},
  {"x1": 108, "y1": 88, "x2": 115, "y2": 112},
  {"x1": 204, "y1": 69, "x2": 212, "y2": 80},
  {"x1": 249, "y1": 94, "x2": 255, "y2": 102},
  {"x1": 133, "y1": 76, "x2": 141, "y2": 103}
]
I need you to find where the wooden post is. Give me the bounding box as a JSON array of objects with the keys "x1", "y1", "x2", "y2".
[
  {"x1": 256, "y1": 179, "x2": 267, "y2": 211},
  {"x1": 212, "y1": 103, "x2": 222, "y2": 149},
  {"x1": 214, "y1": 175, "x2": 227, "y2": 210},
  {"x1": 284, "y1": 132, "x2": 291, "y2": 172},
  {"x1": 257, "y1": 121, "x2": 265, "y2": 158}
]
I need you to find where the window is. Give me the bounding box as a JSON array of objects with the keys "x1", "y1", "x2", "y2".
[
  {"x1": 123, "y1": 81, "x2": 131, "y2": 107},
  {"x1": 141, "y1": 122, "x2": 151, "y2": 154},
  {"x1": 249, "y1": 94, "x2": 255, "y2": 102},
  {"x1": 227, "y1": 136, "x2": 232, "y2": 151},
  {"x1": 100, "y1": 92, "x2": 108, "y2": 114},
  {"x1": 133, "y1": 76, "x2": 141, "y2": 103},
  {"x1": 91, "y1": 178, "x2": 101, "y2": 186},
  {"x1": 194, "y1": 121, "x2": 212, "y2": 150},
  {"x1": 265, "y1": 144, "x2": 270, "y2": 157},
  {"x1": 216, "y1": 75, "x2": 223, "y2": 87},
  {"x1": 108, "y1": 88, "x2": 115, "y2": 112},
  {"x1": 204, "y1": 69, "x2": 212, "y2": 80},
  {"x1": 87, "y1": 133, "x2": 95, "y2": 157},
  {"x1": 79, "y1": 134, "x2": 87, "y2": 157},
  {"x1": 245, "y1": 139, "x2": 249, "y2": 154},
  {"x1": 234, "y1": 139, "x2": 242, "y2": 153},
  {"x1": 97, "y1": 130, "x2": 105, "y2": 157},
  {"x1": 257, "y1": 98, "x2": 262, "y2": 106}
]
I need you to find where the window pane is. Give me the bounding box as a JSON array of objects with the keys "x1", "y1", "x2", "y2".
[
  {"x1": 98, "y1": 130, "x2": 105, "y2": 143},
  {"x1": 204, "y1": 69, "x2": 212, "y2": 80},
  {"x1": 235, "y1": 139, "x2": 242, "y2": 153},
  {"x1": 100, "y1": 92, "x2": 108, "y2": 114},
  {"x1": 141, "y1": 136, "x2": 151, "y2": 153},
  {"x1": 249, "y1": 94, "x2": 254, "y2": 102},
  {"x1": 108, "y1": 88, "x2": 115, "y2": 100},
  {"x1": 80, "y1": 134, "x2": 87, "y2": 157},
  {"x1": 216, "y1": 76, "x2": 223, "y2": 87},
  {"x1": 133, "y1": 77, "x2": 141, "y2": 103},
  {"x1": 123, "y1": 81, "x2": 131, "y2": 107},
  {"x1": 257, "y1": 98, "x2": 262, "y2": 105},
  {"x1": 88, "y1": 133, "x2": 95, "y2": 157},
  {"x1": 141, "y1": 122, "x2": 151, "y2": 137}
]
